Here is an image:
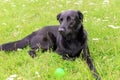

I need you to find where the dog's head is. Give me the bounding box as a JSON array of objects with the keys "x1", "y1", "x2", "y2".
[{"x1": 57, "y1": 10, "x2": 83, "y2": 39}]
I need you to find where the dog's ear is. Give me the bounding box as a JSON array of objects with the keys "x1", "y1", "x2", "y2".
[
  {"x1": 77, "y1": 10, "x2": 83, "y2": 22},
  {"x1": 57, "y1": 13, "x2": 61, "y2": 20}
]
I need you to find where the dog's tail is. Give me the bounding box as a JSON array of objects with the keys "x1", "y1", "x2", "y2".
[{"x1": 0, "y1": 33, "x2": 35, "y2": 51}]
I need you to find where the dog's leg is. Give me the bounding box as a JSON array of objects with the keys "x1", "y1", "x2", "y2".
[
  {"x1": 28, "y1": 49, "x2": 37, "y2": 58},
  {"x1": 0, "y1": 38, "x2": 29, "y2": 51},
  {"x1": 0, "y1": 32, "x2": 36, "y2": 51},
  {"x1": 82, "y1": 45, "x2": 101, "y2": 80}
]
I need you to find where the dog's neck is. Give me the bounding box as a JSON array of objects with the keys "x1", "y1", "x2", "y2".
[{"x1": 64, "y1": 24, "x2": 84, "y2": 41}]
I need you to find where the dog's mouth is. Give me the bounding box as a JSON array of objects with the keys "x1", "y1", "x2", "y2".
[{"x1": 58, "y1": 27, "x2": 78, "y2": 40}]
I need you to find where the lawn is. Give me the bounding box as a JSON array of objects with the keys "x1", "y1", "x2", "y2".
[{"x1": 0, "y1": 0, "x2": 120, "y2": 80}]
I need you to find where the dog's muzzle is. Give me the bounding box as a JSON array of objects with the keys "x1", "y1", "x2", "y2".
[{"x1": 58, "y1": 27, "x2": 65, "y2": 35}]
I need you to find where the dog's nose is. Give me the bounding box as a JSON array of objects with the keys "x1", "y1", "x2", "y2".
[{"x1": 58, "y1": 28, "x2": 65, "y2": 34}]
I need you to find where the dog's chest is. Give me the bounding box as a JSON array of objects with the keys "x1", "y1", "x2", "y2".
[{"x1": 67, "y1": 40, "x2": 82, "y2": 52}]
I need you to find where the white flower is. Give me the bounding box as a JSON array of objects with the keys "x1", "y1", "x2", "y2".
[
  {"x1": 35, "y1": 71, "x2": 40, "y2": 77},
  {"x1": 17, "y1": 48, "x2": 22, "y2": 51},
  {"x1": 13, "y1": 31, "x2": 19, "y2": 37},
  {"x1": 74, "y1": 2, "x2": 79, "y2": 5},
  {"x1": 92, "y1": 38, "x2": 99, "y2": 41},
  {"x1": 108, "y1": 25, "x2": 120, "y2": 29},
  {"x1": 102, "y1": 20, "x2": 109, "y2": 22},
  {"x1": 6, "y1": 78, "x2": 14, "y2": 80},
  {"x1": 6, "y1": 74, "x2": 17, "y2": 80},
  {"x1": 22, "y1": 4, "x2": 26, "y2": 7},
  {"x1": 35, "y1": 71, "x2": 39, "y2": 75},
  {"x1": 16, "y1": 25, "x2": 22, "y2": 28},
  {"x1": 58, "y1": 5, "x2": 63, "y2": 8},
  {"x1": 83, "y1": 11, "x2": 88, "y2": 14},
  {"x1": 103, "y1": 0, "x2": 109, "y2": 4},
  {"x1": 10, "y1": 74, "x2": 17, "y2": 78},
  {"x1": 66, "y1": 1, "x2": 71, "y2": 4},
  {"x1": 3, "y1": 0, "x2": 10, "y2": 2},
  {"x1": 2, "y1": 23, "x2": 7, "y2": 26},
  {"x1": 89, "y1": 2, "x2": 95, "y2": 6}
]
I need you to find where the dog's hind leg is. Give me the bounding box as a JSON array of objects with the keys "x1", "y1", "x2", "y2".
[
  {"x1": 82, "y1": 45, "x2": 101, "y2": 80},
  {"x1": 28, "y1": 49, "x2": 37, "y2": 58},
  {"x1": 28, "y1": 35, "x2": 43, "y2": 58}
]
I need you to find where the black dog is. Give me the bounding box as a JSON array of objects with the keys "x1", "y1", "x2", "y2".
[
  {"x1": 0, "y1": 10, "x2": 100, "y2": 80},
  {"x1": 55, "y1": 10, "x2": 100, "y2": 80}
]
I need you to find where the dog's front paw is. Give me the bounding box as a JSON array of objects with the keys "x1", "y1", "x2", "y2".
[{"x1": 28, "y1": 50, "x2": 36, "y2": 58}]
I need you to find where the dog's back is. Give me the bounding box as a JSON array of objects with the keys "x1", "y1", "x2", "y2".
[{"x1": 29, "y1": 26, "x2": 58, "y2": 50}]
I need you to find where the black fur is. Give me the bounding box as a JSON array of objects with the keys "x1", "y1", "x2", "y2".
[{"x1": 0, "y1": 26, "x2": 58, "y2": 57}]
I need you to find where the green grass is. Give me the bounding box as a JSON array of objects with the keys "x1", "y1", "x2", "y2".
[{"x1": 0, "y1": 0, "x2": 120, "y2": 80}]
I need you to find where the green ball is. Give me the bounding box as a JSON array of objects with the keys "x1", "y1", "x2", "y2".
[{"x1": 54, "y1": 68, "x2": 65, "y2": 77}]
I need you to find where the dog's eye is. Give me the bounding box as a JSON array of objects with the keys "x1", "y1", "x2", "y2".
[{"x1": 60, "y1": 18, "x2": 63, "y2": 22}]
